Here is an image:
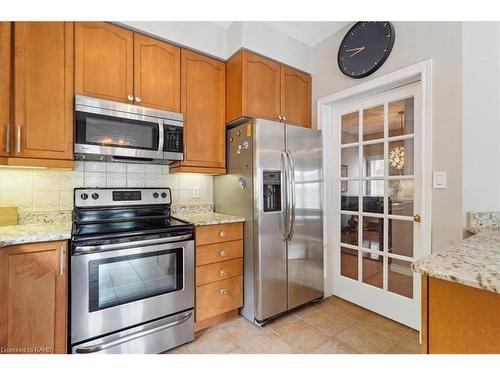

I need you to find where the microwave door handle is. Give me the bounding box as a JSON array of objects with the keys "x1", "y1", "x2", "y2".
[
  {"x1": 75, "y1": 311, "x2": 193, "y2": 354},
  {"x1": 157, "y1": 121, "x2": 164, "y2": 154},
  {"x1": 74, "y1": 234, "x2": 192, "y2": 253}
]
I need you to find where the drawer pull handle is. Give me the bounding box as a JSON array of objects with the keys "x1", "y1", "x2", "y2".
[
  {"x1": 219, "y1": 250, "x2": 226, "y2": 257},
  {"x1": 219, "y1": 230, "x2": 225, "y2": 237},
  {"x1": 219, "y1": 269, "x2": 226, "y2": 277},
  {"x1": 219, "y1": 288, "x2": 227, "y2": 295}
]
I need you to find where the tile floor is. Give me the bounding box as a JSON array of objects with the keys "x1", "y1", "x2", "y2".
[{"x1": 167, "y1": 296, "x2": 421, "y2": 354}]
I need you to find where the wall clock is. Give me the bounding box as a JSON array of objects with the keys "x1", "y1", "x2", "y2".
[{"x1": 338, "y1": 22, "x2": 395, "y2": 79}]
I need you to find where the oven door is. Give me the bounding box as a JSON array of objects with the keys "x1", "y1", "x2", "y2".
[
  {"x1": 71, "y1": 237, "x2": 194, "y2": 345},
  {"x1": 75, "y1": 107, "x2": 164, "y2": 162}
]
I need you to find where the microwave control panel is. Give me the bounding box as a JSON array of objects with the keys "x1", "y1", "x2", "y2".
[{"x1": 164, "y1": 125, "x2": 183, "y2": 153}]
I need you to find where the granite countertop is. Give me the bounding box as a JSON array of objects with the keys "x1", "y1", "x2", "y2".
[
  {"x1": 411, "y1": 229, "x2": 500, "y2": 293},
  {"x1": 173, "y1": 212, "x2": 245, "y2": 227},
  {"x1": 0, "y1": 223, "x2": 72, "y2": 248}
]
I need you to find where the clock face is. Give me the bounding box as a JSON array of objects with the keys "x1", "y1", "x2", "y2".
[{"x1": 338, "y1": 22, "x2": 395, "y2": 79}]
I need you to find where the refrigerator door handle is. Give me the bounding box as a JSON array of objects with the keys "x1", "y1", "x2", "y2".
[
  {"x1": 286, "y1": 150, "x2": 296, "y2": 241},
  {"x1": 281, "y1": 150, "x2": 291, "y2": 240}
]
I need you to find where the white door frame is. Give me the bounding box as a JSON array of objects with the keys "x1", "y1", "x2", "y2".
[{"x1": 318, "y1": 60, "x2": 433, "y2": 326}]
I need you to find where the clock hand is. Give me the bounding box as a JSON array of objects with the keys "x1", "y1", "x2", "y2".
[{"x1": 345, "y1": 46, "x2": 366, "y2": 57}]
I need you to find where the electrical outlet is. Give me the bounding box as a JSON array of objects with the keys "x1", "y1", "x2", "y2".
[{"x1": 192, "y1": 186, "x2": 200, "y2": 199}]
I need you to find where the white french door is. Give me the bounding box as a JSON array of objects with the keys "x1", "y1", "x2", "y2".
[{"x1": 332, "y1": 83, "x2": 424, "y2": 329}]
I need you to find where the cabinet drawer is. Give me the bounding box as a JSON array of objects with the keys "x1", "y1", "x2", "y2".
[
  {"x1": 196, "y1": 240, "x2": 243, "y2": 266},
  {"x1": 196, "y1": 258, "x2": 242, "y2": 286},
  {"x1": 195, "y1": 223, "x2": 243, "y2": 246},
  {"x1": 196, "y1": 276, "x2": 243, "y2": 321}
]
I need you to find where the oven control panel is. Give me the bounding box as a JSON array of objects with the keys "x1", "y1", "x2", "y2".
[{"x1": 75, "y1": 188, "x2": 172, "y2": 207}]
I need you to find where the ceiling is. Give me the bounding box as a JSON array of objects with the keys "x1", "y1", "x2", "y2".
[{"x1": 213, "y1": 21, "x2": 351, "y2": 47}]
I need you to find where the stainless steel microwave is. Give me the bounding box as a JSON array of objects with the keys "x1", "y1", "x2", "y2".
[{"x1": 75, "y1": 95, "x2": 183, "y2": 164}]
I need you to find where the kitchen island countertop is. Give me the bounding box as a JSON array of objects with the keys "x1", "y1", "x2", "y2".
[{"x1": 412, "y1": 230, "x2": 500, "y2": 293}]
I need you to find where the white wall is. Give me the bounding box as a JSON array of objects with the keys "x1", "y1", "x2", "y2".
[
  {"x1": 227, "y1": 22, "x2": 312, "y2": 72},
  {"x1": 118, "y1": 21, "x2": 228, "y2": 60},
  {"x1": 119, "y1": 21, "x2": 313, "y2": 72},
  {"x1": 313, "y1": 22, "x2": 464, "y2": 251},
  {"x1": 462, "y1": 22, "x2": 500, "y2": 214}
]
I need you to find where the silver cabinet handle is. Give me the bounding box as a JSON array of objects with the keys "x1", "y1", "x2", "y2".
[
  {"x1": 135, "y1": 96, "x2": 142, "y2": 103},
  {"x1": 219, "y1": 269, "x2": 226, "y2": 277},
  {"x1": 286, "y1": 150, "x2": 296, "y2": 240},
  {"x1": 218, "y1": 249, "x2": 226, "y2": 257},
  {"x1": 74, "y1": 234, "x2": 192, "y2": 253},
  {"x1": 75, "y1": 311, "x2": 193, "y2": 354},
  {"x1": 15, "y1": 124, "x2": 21, "y2": 154},
  {"x1": 278, "y1": 115, "x2": 282, "y2": 120},
  {"x1": 127, "y1": 94, "x2": 134, "y2": 102},
  {"x1": 282, "y1": 115, "x2": 287, "y2": 122},
  {"x1": 4, "y1": 123, "x2": 10, "y2": 153},
  {"x1": 219, "y1": 230, "x2": 225, "y2": 237},
  {"x1": 219, "y1": 288, "x2": 227, "y2": 295},
  {"x1": 59, "y1": 245, "x2": 65, "y2": 276}
]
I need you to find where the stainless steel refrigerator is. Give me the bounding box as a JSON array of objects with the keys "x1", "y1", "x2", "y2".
[{"x1": 214, "y1": 118, "x2": 323, "y2": 324}]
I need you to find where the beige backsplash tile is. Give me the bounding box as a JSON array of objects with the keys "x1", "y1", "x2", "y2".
[{"x1": 0, "y1": 161, "x2": 214, "y2": 213}]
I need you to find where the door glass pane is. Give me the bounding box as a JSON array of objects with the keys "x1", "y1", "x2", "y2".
[
  {"x1": 389, "y1": 98, "x2": 414, "y2": 137},
  {"x1": 341, "y1": 247, "x2": 358, "y2": 280},
  {"x1": 341, "y1": 214, "x2": 358, "y2": 246},
  {"x1": 341, "y1": 181, "x2": 359, "y2": 211},
  {"x1": 388, "y1": 259, "x2": 413, "y2": 298},
  {"x1": 362, "y1": 216, "x2": 383, "y2": 252},
  {"x1": 388, "y1": 180, "x2": 414, "y2": 216},
  {"x1": 389, "y1": 220, "x2": 414, "y2": 258},
  {"x1": 363, "y1": 181, "x2": 384, "y2": 214},
  {"x1": 341, "y1": 112, "x2": 359, "y2": 144},
  {"x1": 363, "y1": 105, "x2": 384, "y2": 141},
  {"x1": 341, "y1": 147, "x2": 359, "y2": 177},
  {"x1": 363, "y1": 143, "x2": 384, "y2": 177},
  {"x1": 389, "y1": 139, "x2": 414, "y2": 176},
  {"x1": 89, "y1": 249, "x2": 183, "y2": 312},
  {"x1": 362, "y1": 252, "x2": 383, "y2": 289}
]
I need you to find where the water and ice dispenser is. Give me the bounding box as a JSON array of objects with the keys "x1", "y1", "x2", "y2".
[{"x1": 263, "y1": 171, "x2": 281, "y2": 212}]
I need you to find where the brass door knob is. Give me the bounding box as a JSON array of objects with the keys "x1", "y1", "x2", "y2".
[
  {"x1": 219, "y1": 250, "x2": 226, "y2": 257},
  {"x1": 414, "y1": 214, "x2": 421, "y2": 223},
  {"x1": 219, "y1": 269, "x2": 226, "y2": 277}
]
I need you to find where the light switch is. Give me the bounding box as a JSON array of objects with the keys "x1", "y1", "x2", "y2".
[
  {"x1": 193, "y1": 186, "x2": 200, "y2": 198},
  {"x1": 433, "y1": 171, "x2": 447, "y2": 189}
]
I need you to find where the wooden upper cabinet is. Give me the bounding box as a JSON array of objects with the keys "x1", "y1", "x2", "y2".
[
  {"x1": 0, "y1": 241, "x2": 68, "y2": 354},
  {"x1": 75, "y1": 22, "x2": 133, "y2": 103},
  {"x1": 171, "y1": 49, "x2": 225, "y2": 174},
  {"x1": 0, "y1": 22, "x2": 11, "y2": 158},
  {"x1": 242, "y1": 50, "x2": 281, "y2": 122},
  {"x1": 226, "y1": 49, "x2": 312, "y2": 128},
  {"x1": 226, "y1": 50, "x2": 281, "y2": 123},
  {"x1": 13, "y1": 22, "x2": 74, "y2": 161},
  {"x1": 134, "y1": 33, "x2": 180, "y2": 111},
  {"x1": 281, "y1": 66, "x2": 311, "y2": 127}
]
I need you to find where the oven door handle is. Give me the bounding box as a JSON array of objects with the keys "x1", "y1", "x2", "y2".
[
  {"x1": 74, "y1": 234, "x2": 192, "y2": 253},
  {"x1": 74, "y1": 311, "x2": 193, "y2": 354}
]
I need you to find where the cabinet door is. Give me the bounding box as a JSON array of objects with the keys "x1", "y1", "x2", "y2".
[
  {"x1": 0, "y1": 241, "x2": 68, "y2": 354},
  {"x1": 242, "y1": 50, "x2": 281, "y2": 122},
  {"x1": 180, "y1": 49, "x2": 225, "y2": 169},
  {"x1": 134, "y1": 33, "x2": 180, "y2": 111},
  {"x1": 281, "y1": 65, "x2": 311, "y2": 127},
  {"x1": 75, "y1": 22, "x2": 133, "y2": 103},
  {"x1": 0, "y1": 22, "x2": 11, "y2": 157},
  {"x1": 13, "y1": 22, "x2": 74, "y2": 160}
]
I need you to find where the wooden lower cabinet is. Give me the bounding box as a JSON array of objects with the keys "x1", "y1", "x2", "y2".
[
  {"x1": 0, "y1": 241, "x2": 68, "y2": 354},
  {"x1": 421, "y1": 275, "x2": 500, "y2": 354},
  {"x1": 194, "y1": 222, "x2": 243, "y2": 331}
]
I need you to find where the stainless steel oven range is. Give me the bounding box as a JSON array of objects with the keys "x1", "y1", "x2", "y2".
[{"x1": 70, "y1": 188, "x2": 194, "y2": 354}]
